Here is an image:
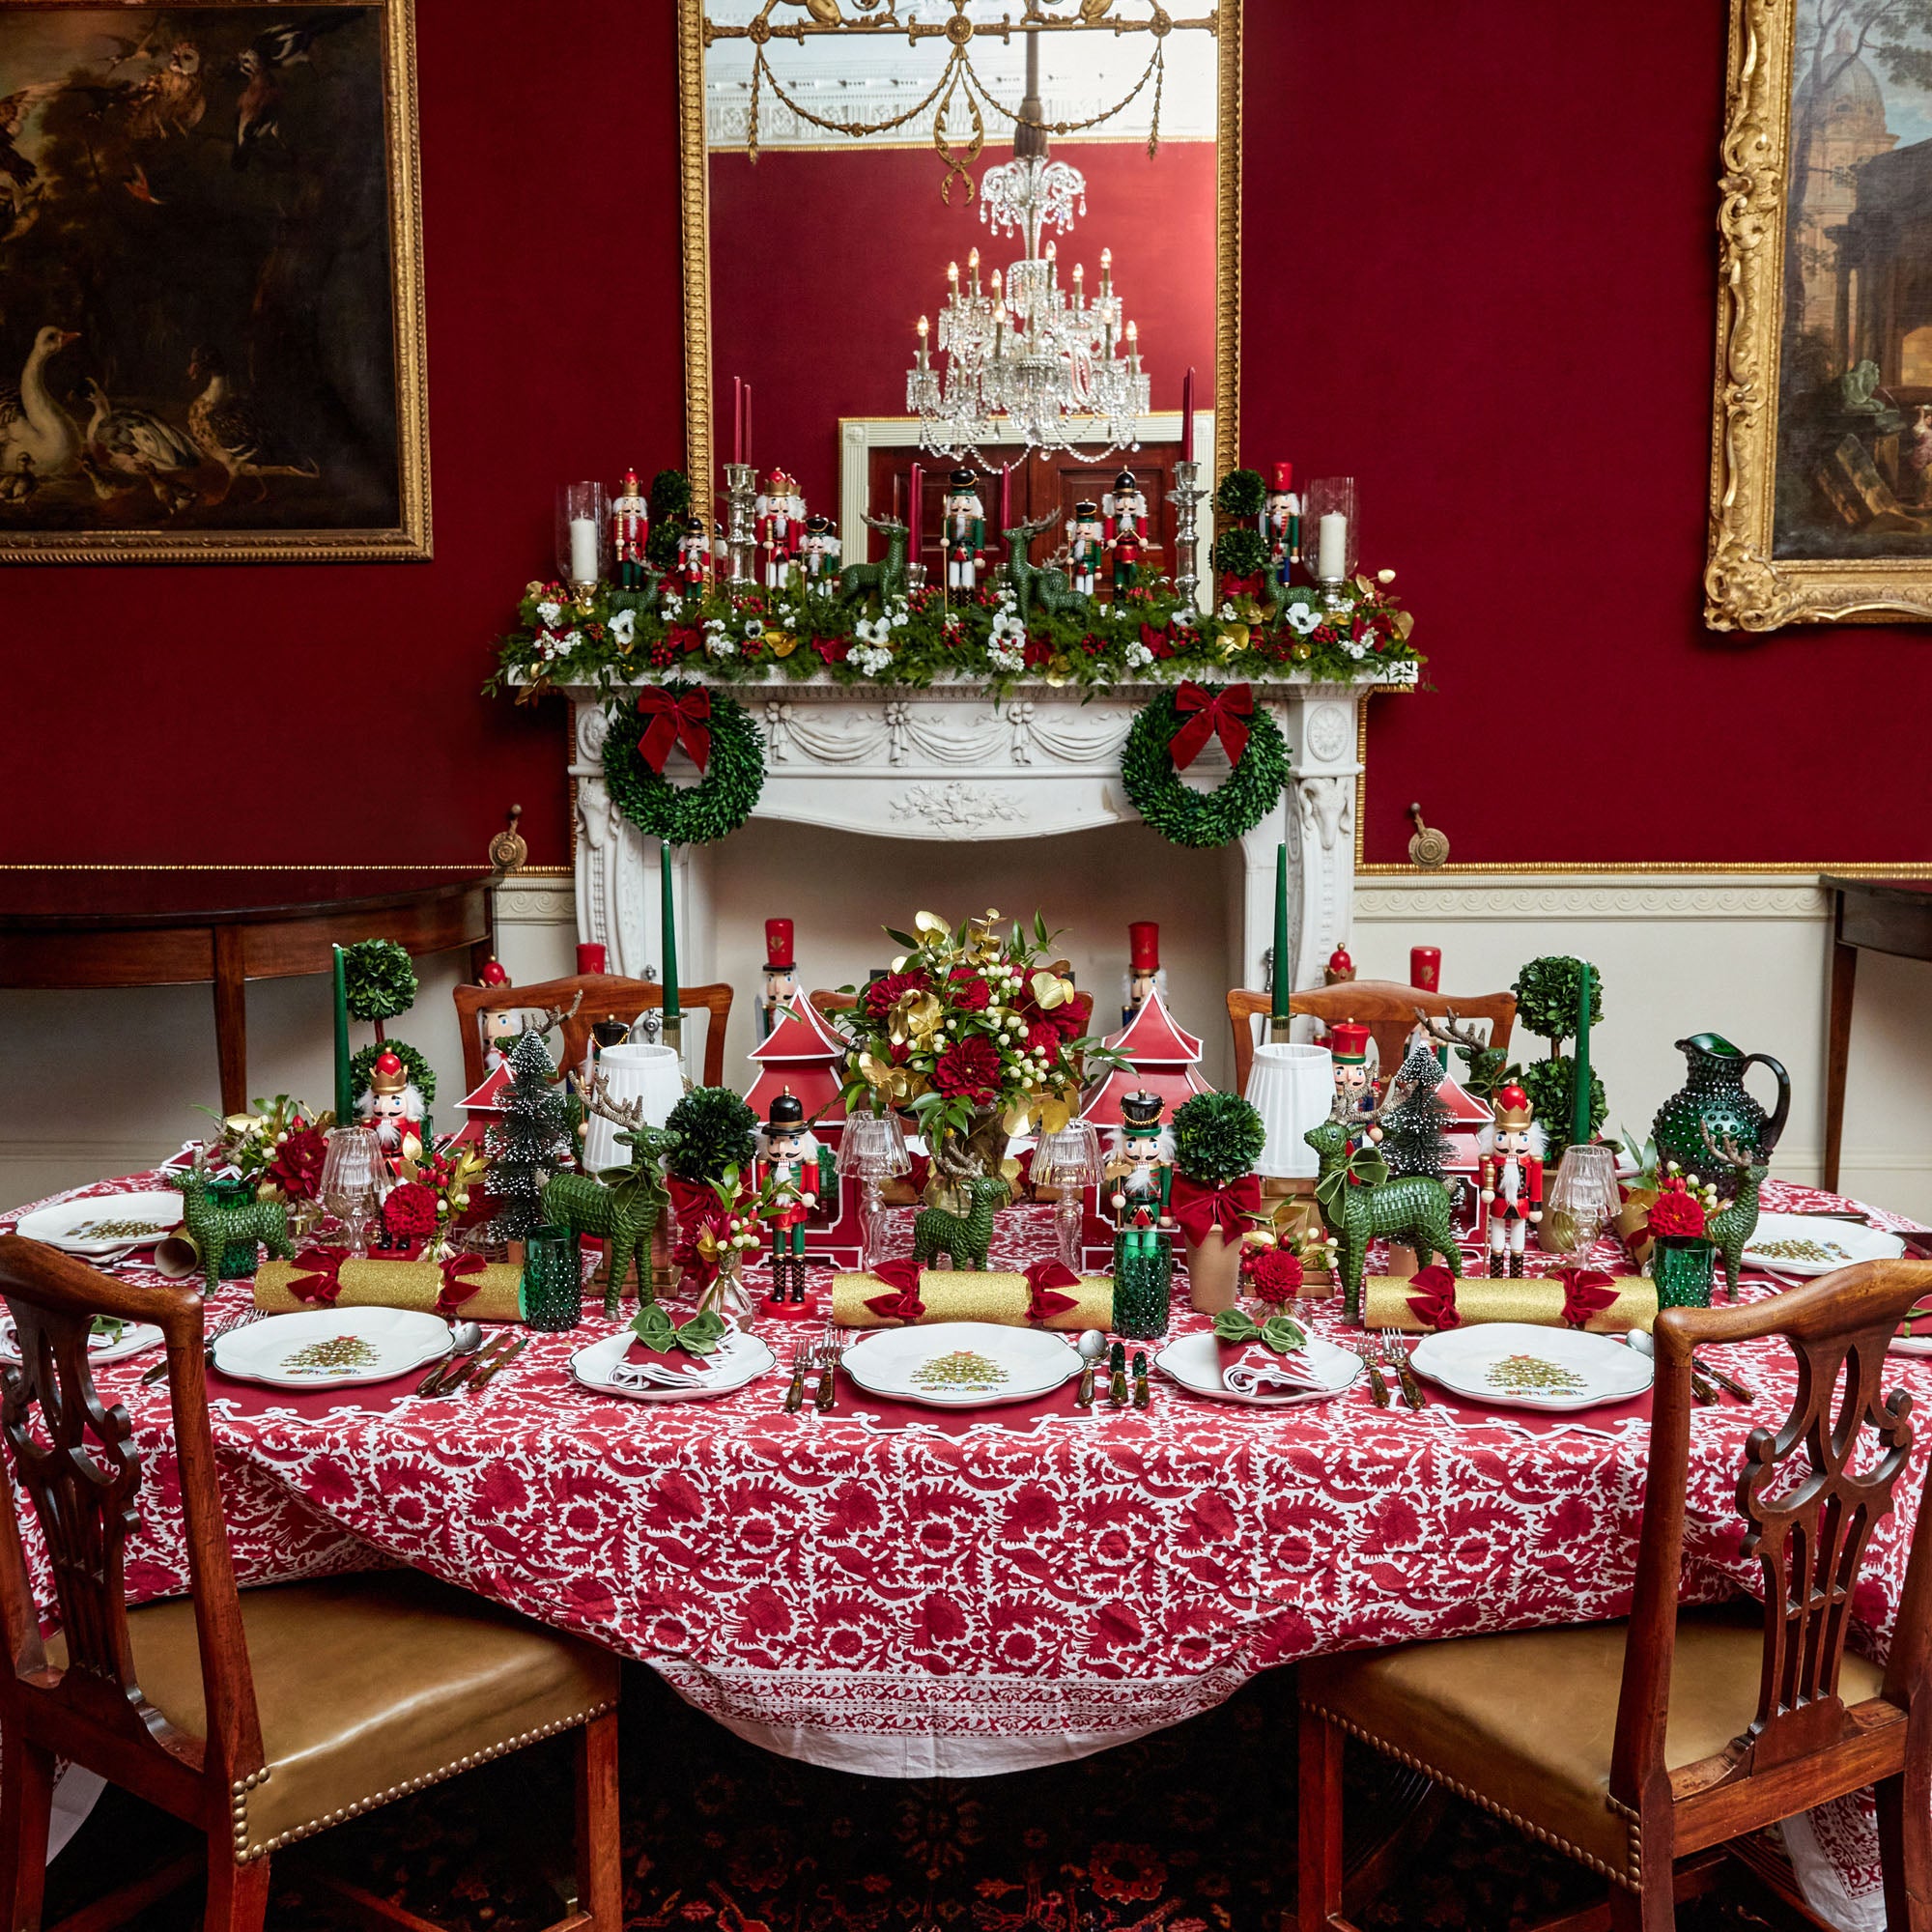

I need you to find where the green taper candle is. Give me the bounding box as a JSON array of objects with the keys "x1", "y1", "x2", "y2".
[
  {"x1": 1270, "y1": 843, "x2": 1290, "y2": 1018},
  {"x1": 331, "y1": 944, "x2": 353, "y2": 1125},
  {"x1": 1571, "y1": 962, "x2": 1593, "y2": 1146},
  {"x1": 660, "y1": 840, "x2": 681, "y2": 1018}
]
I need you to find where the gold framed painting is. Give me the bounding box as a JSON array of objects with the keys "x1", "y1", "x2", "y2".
[{"x1": 0, "y1": 0, "x2": 428, "y2": 562}]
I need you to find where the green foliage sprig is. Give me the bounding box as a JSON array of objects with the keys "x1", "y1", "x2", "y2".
[
  {"x1": 341, "y1": 939, "x2": 417, "y2": 1025},
  {"x1": 1121, "y1": 690, "x2": 1290, "y2": 848},
  {"x1": 664, "y1": 1086, "x2": 758, "y2": 1185},
  {"x1": 1172, "y1": 1091, "x2": 1267, "y2": 1186},
  {"x1": 602, "y1": 682, "x2": 766, "y2": 845},
  {"x1": 1214, "y1": 469, "x2": 1266, "y2": 520},
  {"x1": 350, "y1": 1038, "x2": 437, "y2": 1106}
]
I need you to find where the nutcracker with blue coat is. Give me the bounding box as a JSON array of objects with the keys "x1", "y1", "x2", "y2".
[
  {"x1": 1262, "y1": 461, "x2": 1300, "y2": 594},
  {"x1": 943, "y1": 468, "x2": 985, "y2": 594}
]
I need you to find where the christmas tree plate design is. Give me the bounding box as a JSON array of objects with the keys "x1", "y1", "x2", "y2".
[
  {"x1": 1409, "y1": 1322, "x2": 1652, "y2": 1412},
  {"x1": 1743, "y1": 1212, "x2": 1904, "y2": 1278},
  {"x1": 14, "y1": 1191, "x2": 183, "y2": 1255},
  {"x1": 213, "y1": 1308, "x2": 453, "y2": 1389},
  {"x1": 569, "y1": 1326, "x2": 777, "y2": 1403},
  {"x1": 842, "y1": 1321, "x2": 1083, "y2": 1409},
  {"x1": 1154, "y1": 1330, "x2": 1364, "y2": 1407}
]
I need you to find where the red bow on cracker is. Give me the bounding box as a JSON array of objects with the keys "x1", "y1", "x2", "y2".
[
  {"x1": 1406, "y1": 1265, "x2": 1462, "y2": 1331},
  {"x1": 286, "y1": 1247, "x2": 348, "y2": 1306},
  {"x1": 863, "y1": 1259, "x2": 925, "y2": 1323},
  {"x1": 1558, "y1": 1268, "x2": 1621, "y2": 1329},
  {"x1": 1021, "y1": 1260, "x2": 1081, "y2": 1324}
]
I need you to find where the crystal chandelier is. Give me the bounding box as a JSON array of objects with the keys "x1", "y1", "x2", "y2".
[{"x1": 905, "y1": 33, "x2": 1150, "y2": 463}]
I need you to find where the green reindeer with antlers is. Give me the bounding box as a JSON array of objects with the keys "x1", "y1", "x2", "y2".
[
  {"x1": 167, "y1": 1165, "x2": 296, "y2": 1294},
  {"x1": 839, "y1": 513, "x2": 911, "y2": 608},
  {"x1": 1002, "y1": 514, "x2": 1090, "y2": 624},
  {"x1": 1305, "y1": 1097, "x2": 1463, "y2": 1321},
  {"x1": 912, "y1": 1175, "x2": 1010, "y2": 1272},
  {"x1": 541, "y1": 1068, "x2": 673, "y2": 1316},
  {"x1": 1701, "y1": 1123, "x2": 1771, "y2": 1303}
]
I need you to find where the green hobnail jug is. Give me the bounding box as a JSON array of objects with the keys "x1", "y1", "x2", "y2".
[{"x1": 1651, "y1": 1034, "x2": 1790, "y2": 1182}]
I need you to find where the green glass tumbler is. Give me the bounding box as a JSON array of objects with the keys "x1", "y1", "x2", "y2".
[
  {"x1": 207, "y1": 1178, "x2": 263, "y2": 1280},
  {"x1": 1652, "y1": 1235, "x2": 1716, "y2": 1311},
  {"x1": 521, "y1": 1224, "x2": 583, "y2": 1331},
  {"x1": 1112, "y1": 1230, "x2": 1172, "y2": 1342}
]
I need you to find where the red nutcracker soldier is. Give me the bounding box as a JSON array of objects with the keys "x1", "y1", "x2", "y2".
[
  {"x1": 759, "y1": 918, "x2": 800, "y2": 1040},
  {"x1": 1262, "y1": 462, "x2": 1300, "y2": 594},
  {"x1": 610, "y1": 469, "x2": 650, "y2": 590},
  {"x1": 357, "y1": 1050, "x2": 426, "y2": 1171},
  {"x1": 1328, "y1": 1020, "x2": 1381, "y2": 1155},
  {"x1": 942, "y1": 468, "x2": 985, "y2": 594},
  {"x1": 1107, "y1": 522, "x2": 1146, "y2": 597},
  {"x1": 1122, "y1": 920, "x2": 1164, "y2": 1028},
  {"x1": 1477, "y1": 1082, "x2": 1546, "y2": 1278},
  {"x1": 756, "y1": 1090, "x2": 831, "y2": 1304},
  {"x1": 674, "y1": 514, "x2": 710, "y2": 599},
  {"x1": 1102, "y1": 468, "x2": 1147, "y2": 542},
  {"x1": 1105, "y1": 1090, "x2": 1174, "y2": 1259},
  {"x1": 1066, "y1": 498, "x2": 1103, "y2": 596},
  {"x1": 754, "y1": 469, "x2": 804, "y2": 588}
]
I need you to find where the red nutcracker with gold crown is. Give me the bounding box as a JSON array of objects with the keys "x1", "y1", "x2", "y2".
[
  {"x1": 756, "y1": 1090, "x2": 831, "y2": 1306},
  {"x1": 611, "y1": 469, "x2": 650, "y2": 590},
  {"x1": 1477, "y1": 1082, "x2": 1546, "y2": 1278},
  {"x1": 357, "y1": 1049, "x2": 425, "y2": 1173},
  {"x1": 754, "y1": 469, "x2": 804, "y2": 588}
]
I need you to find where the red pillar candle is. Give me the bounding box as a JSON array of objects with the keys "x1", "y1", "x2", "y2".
[
  {"x1": 1409, "y1": 946, "x2": 1441, "y2": 992},
  {"x1": 577, "y1": 943, "x2": 608, "y2": 976},
  {"x1": 1181, "y1": 364, "x2": 1196, "y2": 465}
]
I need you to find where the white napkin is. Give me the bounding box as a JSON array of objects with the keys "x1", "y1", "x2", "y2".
[{"x1": 1222, "y1": 1345, "x2": 1328, "y2": 1399}]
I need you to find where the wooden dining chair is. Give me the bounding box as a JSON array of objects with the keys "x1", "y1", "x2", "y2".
[
  {"x1": 1297, "y1": 1257, "x2": 1932, "y2": 1932},
  {"x1": 453, "y1": 970, "x2": 734, "y2": 1091},
  {"x1": 0, "y1": 1236, "x2": 623, "y2": 1932},
  {"x1": 1227, "y1": 980, "x2": 1517, "y2": 1094}
]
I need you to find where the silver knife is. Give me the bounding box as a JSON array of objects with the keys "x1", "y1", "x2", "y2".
[
  {"x1": 469, "y1": 1335, "x2": 528, "y2": 1392},
  {"x1": 423, "y1": 1331, "x2": 513, "y2": 1398}
]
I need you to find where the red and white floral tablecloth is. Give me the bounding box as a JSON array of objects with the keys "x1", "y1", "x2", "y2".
[{"x1": 4, "y1": 1173, "x2": 1927, "y2": 1926}]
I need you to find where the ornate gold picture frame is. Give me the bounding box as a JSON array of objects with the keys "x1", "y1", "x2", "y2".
[
  {"x1": 1708, "y1": 0, "x2": 1932, "y2": 628},
  {"x1": 0, "y1": 0, "x2": 429, "y2": 563}
]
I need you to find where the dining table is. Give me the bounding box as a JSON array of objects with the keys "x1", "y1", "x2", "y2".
[{"x1": 3, "y1": 1168, "x2": 1927, "y2": 1926}]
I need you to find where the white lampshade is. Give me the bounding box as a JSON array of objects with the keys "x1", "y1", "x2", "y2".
[
  {"x1": 582, "y1": 1043, "x2": 685, "y2": 1175},
  {"x1": 1245, "y1": 1041, "x2": 1334, "y2": 1179}
]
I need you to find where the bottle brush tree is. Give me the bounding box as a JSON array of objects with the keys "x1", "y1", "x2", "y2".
[{"x1": 484, "y1": 1029, "x2": 573, "y2": 1242}]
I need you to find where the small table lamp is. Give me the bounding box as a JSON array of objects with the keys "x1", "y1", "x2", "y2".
[
  {"x1": 1034, "y1": 1121, "x2": 1103, "y2": 1271},
  {"x1": 837, "y1": 1111, "x2": 912, "y2": 1273}
]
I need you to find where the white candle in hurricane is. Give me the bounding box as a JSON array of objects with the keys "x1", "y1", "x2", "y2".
[
  {"x1": 569, "y1": 516, "x2": 599, "y2": 585},
  {"x1": 1317, "y1": 510, "x2": 1348, "y2": 581}
]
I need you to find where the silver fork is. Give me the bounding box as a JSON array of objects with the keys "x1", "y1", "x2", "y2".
[
  {"x1": 143, "y1": 1305, "x2": 265, "y2": 1384},
  {"x1": 782, "y1": 1339, "x2": 812, "y2": 1414},
  {"x1": 815, "y1": 1324, "x2": 843, "y2": 1414},
  {"x1": 1379, "y1": 1329, "x2": 1426, "y2": 1410}
]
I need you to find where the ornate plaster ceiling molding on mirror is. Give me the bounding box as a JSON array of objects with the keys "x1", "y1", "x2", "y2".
[{"x1": 678, "y1": 0, "x2": 1241, "y2": 487}]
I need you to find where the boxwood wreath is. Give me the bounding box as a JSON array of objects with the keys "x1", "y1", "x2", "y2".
[
  {"x1": 1121, "y1": 689, "x2": 1291, "y2": 848},
  {"x1": 350, "y1": 1038, "x2": 436, "y2": 1105},
  {"x1": 602, "y1": 683, "x2": 766, "y2": 844}
]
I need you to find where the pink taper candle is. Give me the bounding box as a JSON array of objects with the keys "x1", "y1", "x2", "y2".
[
  {"x1": 909, "y1": 461, "x2": 923, "y2": 552},
  {"x1": 1181, "y1": 365, "x2": 1196, "y2": 464},
  {"x1": 732, "y1": 377, "x2": 742, "y2": 466}
]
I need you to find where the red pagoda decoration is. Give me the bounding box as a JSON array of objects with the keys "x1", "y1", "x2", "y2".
[
  {"x1": 1080, "y1": 985, "x2": 1211, "y2": 1128},
  {"x1": 745, "y1": 995, "x2": 851, "y2": 1142}
]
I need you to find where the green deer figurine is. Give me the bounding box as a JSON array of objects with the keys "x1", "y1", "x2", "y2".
[
  {"x1": 1002, "y1": 513, "x2": 1089, "y2": 623},
  {"x1": 541, "y1": 1068, "x2": 673, "y2": 1317},
  {"x1": 911, "y1": 1175, "x2": 1010, "y2": 1272},
  {"x1": 1304, "y1": 1099, "x2": 1463, "y2": 1321},
  {"x1": 1701, "y1": 1123, "x2": 1770, "y2": 1303},
  {"x1": 838, "y1": 513, "x2": 910, "y2": 607},
  {"x1": 167, "y1": 1165, "x2": 296, "y2": 1294}
]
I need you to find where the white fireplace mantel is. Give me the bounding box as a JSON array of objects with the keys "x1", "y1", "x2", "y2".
[{"x1": 560, "y1": 671, "x2": 1406, "y2": 1000}]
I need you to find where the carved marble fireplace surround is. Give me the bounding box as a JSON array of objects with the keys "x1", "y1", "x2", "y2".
[{"x1": 563, "y1": 673, "x2": 1387, "y2": 1007}]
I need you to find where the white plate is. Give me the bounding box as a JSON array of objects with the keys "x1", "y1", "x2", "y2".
[
  {"x1": 1409, "y1": 1321, "x2": 1654, "y2": 1412},
  {"x1": 1891, "y1": 1334, "x2": 1932, "y2": 1358},
  {"x1": 14, "y1": 1192, "x2": 183, "y2": 1255},
  {"x1": 569, "y1": 1326, "x2": 777, "y2": 1402},
  {"x1": 0, "y1": 1317, "x2": 163, "y2": 1365},
  {"x1": 1744, "y1": 1212, "x2": 1904, "y2": 1277},
  {"x1": 842, "y1": 1321, "x2": 1083, "y2": 1409},
  {"x1": 213, "y1": 1308, "x2": 452, "y2": 1389},
  {"x1": 1154, "y1": 1329, "x2": 1364, "y2": 1408}
]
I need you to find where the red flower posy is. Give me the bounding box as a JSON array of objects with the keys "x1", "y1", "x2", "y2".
[
  {"x1": 1239, "y1": 1244, "x2": 1304, "y2": 1305},
  {"x1": 267, "y1": 1124, "x2": 327, "y2": 1202},
  {"x1": 1647, "y1": 1182, "x2": 1706, "y2": 1239},
  {"x1": 933, "y1": 1036, "x2": 1003, "y2": 1103}
]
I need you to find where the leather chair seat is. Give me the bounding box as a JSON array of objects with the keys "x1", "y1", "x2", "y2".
[
  {"x1": 51, "y1": 1570, "x2": 619, "y2": 1861},
  {"x1": 1299, "y1": 1607, "x2": 1888, "y2": 1886}
]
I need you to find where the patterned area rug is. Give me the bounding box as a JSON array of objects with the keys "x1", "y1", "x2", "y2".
[{"x1": 44, "y1": 1663, "x2": 1800, "y2": 1929}]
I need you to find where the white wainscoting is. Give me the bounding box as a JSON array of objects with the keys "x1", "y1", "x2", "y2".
[{"x1": 5, "y1": 870, "x2": 1929, "y2": 1225}]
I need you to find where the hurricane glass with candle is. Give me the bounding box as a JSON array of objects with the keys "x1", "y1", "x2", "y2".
[
  {"x1": 836, "y1": 1111, "x2": 912, "y2": 1273},
  {"x1": 556, "y1": 482, "x2": 611, "y2": 601},
  {"x1": 320, "y1": 1123, "x2": 386, "y2": 1260},
  {"x1": 1035, "y1": 1122, "x2": 1102, "y2": 1271},
  {"x1": 1299, "y1": 476, "x2": 1357, "y2": 610}
]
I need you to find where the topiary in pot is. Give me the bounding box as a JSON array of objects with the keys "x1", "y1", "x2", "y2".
[
  {"x1": 1171, "y1": 1091, "x2": 1268, "y2": 1313},
  {"x1": 646, "y1": 469, "x2": 693, "y2": 573},
  {"x1": 1210, "y1": 527, "x2": 1269, "y2": 587},
  {"x1": 664, "y1": 1086, "x2": 757, "y2": 1185},
  {"x1": 1214, "y1": 469, "x2": 1266, "y2": 521},
  {"x1": 1507, "y1": 955, "x2": 1605, "y2": 1167}
]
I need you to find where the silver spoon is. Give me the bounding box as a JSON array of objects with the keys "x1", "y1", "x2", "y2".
[
  {"x1": 1074, "y1": 1329, "x2": 1107, "y2": 1409},
  {"x1": 417, "y1": 1321, "x2": 483, "y2": 1397}
]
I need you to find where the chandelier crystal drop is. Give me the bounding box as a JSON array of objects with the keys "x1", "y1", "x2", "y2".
[{"x1": 905, "y1": 34, "x2": 1150, "y2": 463}]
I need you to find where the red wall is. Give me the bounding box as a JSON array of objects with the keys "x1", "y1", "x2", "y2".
[
  {"x1": 10, "y1": 3, "x2": 1930, "y2": 869},
  {"x1": 708, "y1": 141, "x2": 1216, "y2": 513}
]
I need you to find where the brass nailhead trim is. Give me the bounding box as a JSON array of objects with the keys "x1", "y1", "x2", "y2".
[
  {"x1": 231, "y1": 1700, "x2": 616, "y2": 1864},
  {"x1": 1301, "y1": 1699, "x2": 1642, "y2": 1891}
]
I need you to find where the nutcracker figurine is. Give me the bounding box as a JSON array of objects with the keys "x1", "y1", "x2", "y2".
[
  {"x1": 1328, "y1": 1021, "x2": 1381, "y2": 1153},
  {"x1": 1105, "y1": 1090, "x2": 1175, "y2": 1259},
  {"x1": 610, "y1": 469, "x2": 650, "y2": 590},
  {"x1": 942, "y1": 468, "x2": 985, "y2": 594},
  {"x1": 754, "y1": 469, "x2": 805, "y2": 588},
  {"x1": 1103, "y1": 469, "x2": 1147, "y2": 542},
  {"x1": 1262, "y1": 462, "x2": 1300, "y2": 594},
  {"x1": 1122, "y1": 921, "x2": 1164, "y2": 1028},
  {"x1": 357, "y1": 1049, "x2": 426, "y2": 1169},
  {"x1": 1066, "y1": 498, "x2": 1104, "y2": 597},
  {"x1": 1107, "y1": 522, "x2": 1146, "y2": 597},
  {"x1": 759, "y1": 918, "x2": 800, "y2": 1040},
  {"x1": 1477, "y1": 1082, "x2": 1546, "y2": 1277},
  {"x1": 674, "y1": 514, "x2": 710, "y2": 599},
  {"x1": 801, "y1": 512, "x2": 841, "y2": 584},
  {"x1": 756, "y1": 1090, "x2": 828, "y2": 1304}
]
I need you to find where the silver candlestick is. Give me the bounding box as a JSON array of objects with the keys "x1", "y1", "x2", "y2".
[
  {"x1": 1170, "y1": 459, "x2": 1209, "y2": 614},
  {"x1": 723, "y1": 462, "x2": 756, "y2": 586}
]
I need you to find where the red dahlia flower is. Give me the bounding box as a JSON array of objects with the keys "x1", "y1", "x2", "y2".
[
  {"x1": 861, "y1": 969, "x2": 930, "y2": 1020},
  {"x1": 933, "y1": 1035, "x2": 1003, "y2": 1103},
  {"x1": 267, "y1": 1125, "x2": 327, "y2": 1202},
  {"x1": 947, "y1": 968, "x2": 991, "y2": 1011}
]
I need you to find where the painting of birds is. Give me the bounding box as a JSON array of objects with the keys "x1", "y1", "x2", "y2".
[
  {"x1": 230, "y1": 47, "x2": 281, "y2": 167},
  {"x1": 0, "y1": 327, "x2": 81, "y2": 480},
  {"x1": 186, "y1": 346, "x2": 317, "y2": 498},
  {"x1": 251, "y1": 13, "x2": 356, "y2": 71},
  {"x1": 0, "y1": 83, "x2": 58, "y2": 187},
  {"x1": 80, "y1": 378, "x2": 204, "y2": 509}
]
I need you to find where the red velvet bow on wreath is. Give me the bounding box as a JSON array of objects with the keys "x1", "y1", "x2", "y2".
[
  {"x1": 1166, "y1": 681, "x2": 1254, "y2": 771},
  {"x1": 636, "y1": 685, "x2": 713, "y2": 775}
]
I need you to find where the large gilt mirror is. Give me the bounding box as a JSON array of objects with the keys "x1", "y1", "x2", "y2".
[{"x1": 679, "y1": 0, "x2": 1238, "y2": 591}]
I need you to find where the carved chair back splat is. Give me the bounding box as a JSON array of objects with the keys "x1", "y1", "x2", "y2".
[
  {"x1": 1226, "y1": 979, "x2": 1517, "y2": 1094},
  {"x1": 453, "y1": 971, "x2": 734, "y2": 1092}
]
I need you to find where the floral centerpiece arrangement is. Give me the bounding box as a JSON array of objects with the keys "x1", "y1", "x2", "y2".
[
  {"x1": 1645, "y1": 1172, "x2": 1719, "y2": 1310},
  {"x1": 838, "y1": 909, "x2": 1120, "y2": 1195},
  {"x1": 662, "y1": 1086, "x2": 762, "y2": 1303},
  {"x1": 195, "y1": 1094, "x2": 331, "y2": 1203}
]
